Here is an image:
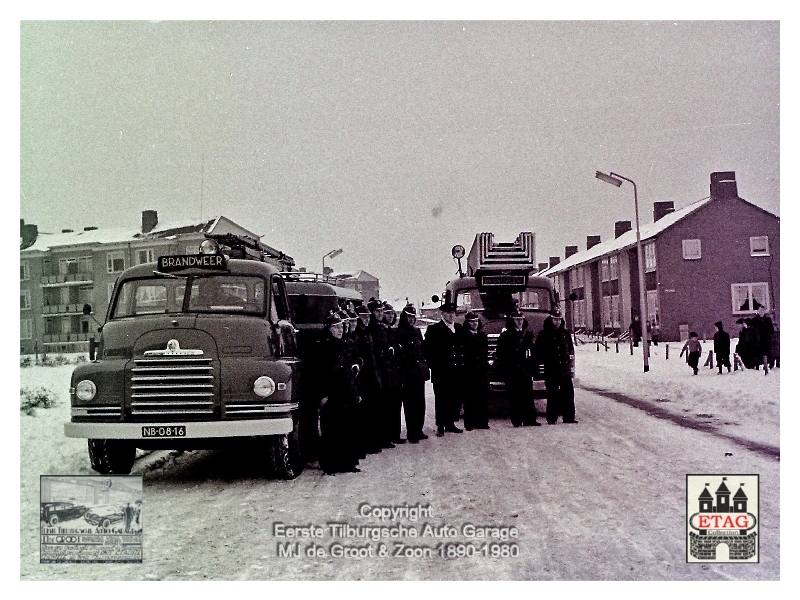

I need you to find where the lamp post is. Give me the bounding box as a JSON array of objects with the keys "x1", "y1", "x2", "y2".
[
  {"x1": 596, "y1": 170, "x2": 650, "y2": 372},
  {"x1": 322, "y1": 248, "x2": 343, "y2": 277}
]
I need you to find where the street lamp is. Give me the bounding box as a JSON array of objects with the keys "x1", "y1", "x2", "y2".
[
  {"x1": 322, "y1": 248, "x2": 343, "y2": 276},
  {"x1": 595, "y1": 170, "x2": 650, "y2": 372}
]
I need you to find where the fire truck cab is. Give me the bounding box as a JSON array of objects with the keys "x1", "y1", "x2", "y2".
[
  {"x1": 436, "y1": 232, "x2": 562, "y2": 396},
  {"x1": 65, "y1": 235, "x2": 304, "y2": 479}
]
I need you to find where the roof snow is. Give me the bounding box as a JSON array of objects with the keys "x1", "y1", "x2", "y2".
[
  {"x1": 540, "y1": 197, "x2": 712, "y2": 276},
  {"x1": 22, "y1": 217, "x2": 219, "y2": 253}
]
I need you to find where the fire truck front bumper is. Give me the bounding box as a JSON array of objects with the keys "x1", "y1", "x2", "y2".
[{"x1": 64, "y1": 417, "x2": 293, "y2": 439}]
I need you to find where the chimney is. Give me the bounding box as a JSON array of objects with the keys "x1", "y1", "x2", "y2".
[
  {"x1": 61, "y1": 229, "x2": 74, "y2": 233},
  {"x1": 614, "y1": 221, "x2": 632, "y2": 238},
  {"x1": 653, "y1": 202, "x2": 675, "y2": 222},
  {"x1": 142, "y1": 210, "x2": 158, "y2": 234},
  {"x1": 587, "y1": 235, "x2": 601, "y2": 250},
  {"x1": 537, "y1": 262, "x2": 549, "y2": 272},
  {"x1": 549, "y1": 256, "x2": 560, "y2": 268},
  {"x1": 565, "y1": 245, "x2": 579, "y2": 258},
  {"x1": 83, "y1": 226, "x2": 98, "y2": 231},
  {"x1": 710, "y1": 171, "x2": 738, "y2": 200},
  {"x1": 20, "y1": 219, "x2": 38, "y2": 249}
]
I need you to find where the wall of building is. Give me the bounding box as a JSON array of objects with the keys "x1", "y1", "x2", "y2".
[{"x1": 655, "y1": 198, "x2": 779, "y2": 341}]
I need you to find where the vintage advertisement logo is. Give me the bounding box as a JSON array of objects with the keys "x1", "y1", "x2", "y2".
[
  {"x1": 686, "y1": 474, "x2": 759, "y2": 563},
  {"x1": 40, "y1": 475, "x2": 143, "y2": 563}
]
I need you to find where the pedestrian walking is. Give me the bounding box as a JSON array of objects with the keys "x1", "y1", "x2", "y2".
[
  {"x1": 630, "y1": 316, "x2": 642, "y2": 347},
  {"x1": 314, "y1": 312, "x2": 362, "y2": 475},
  {"x1": 397, "y1": 303, "x2": 429, "y2": 443},
  {"x1": 752, "y1": 305, "x2": 774, "y2": 374},
  {"x1": 423, "y1": 298, "x2": 463, "y2": 437},
  {"x1": 535, "y1": 307, "x2": 576, "y2": 424},
  {"x1": 496, "y1": 308, "x2": 539, "y2": 427},
  {"x1": 713, "y1": 321, "x2": 731, "y2": 373},
  {"x1": 124, "y1": 502, "x2": 133, "y2": 530},
  {"x1": 680, "y1": 332, "x2": 703, "y2": 375},
  {"x1": 457, "y1": 311, "x2": 490, "y2": 430},
  {"x1": 735, "y1": 318, "x2": 761, "y2": 369}
]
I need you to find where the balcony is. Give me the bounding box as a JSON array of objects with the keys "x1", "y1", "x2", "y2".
[
  {"x1": 41, "y1": 304, "x2": 87, "y2": 316},
  {"x1": 40, "y1": 272, "x2": 94, "y2": 286},
  {"x1": 41, "y1": 333, "x2": 92, "y2": 343}
]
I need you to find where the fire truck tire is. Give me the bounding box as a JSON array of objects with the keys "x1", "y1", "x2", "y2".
[
  {"x1": 88, "y1": 439, "x2": 136, "y2": 474},
  {"x1": 49, "y1": 515, "x2": 59, "y2": 527},
  {"x1": 270, "y1": 416, "x2": 303, "y2": 479}
]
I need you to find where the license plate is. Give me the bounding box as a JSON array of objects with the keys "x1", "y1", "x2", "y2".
[{"x1": 142, "y1": 425, "x2": 186, "y2": 438}]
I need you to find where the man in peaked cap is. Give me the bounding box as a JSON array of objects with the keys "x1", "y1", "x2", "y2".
[
  {"x1": 535, "y1": 306, "x2": 577, "y2": 424},
  {"x1": 496, "y1": 306, "x2": 539, "y2": 427},
  {"x1": 457, "y1": 311, "x2": 490, "y2": 430},
  {"x1": 422, "y1": 297, "x2": 463, "y2": 436},
  {"x1": 397, "y1": 303, "x2": 429, "y2": 442}
]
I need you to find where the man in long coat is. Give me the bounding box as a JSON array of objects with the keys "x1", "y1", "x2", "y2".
[
  {"x1": 535, "y1": 307, "x2": 577, "y2": 424},
  {"x1": 423, "y1": 300, "x2": 463, "y2": 436}
]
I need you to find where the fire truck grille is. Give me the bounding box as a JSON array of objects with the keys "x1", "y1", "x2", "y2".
[{"x1": 130, "y1": 356, "x2": 214, "y2": 419}]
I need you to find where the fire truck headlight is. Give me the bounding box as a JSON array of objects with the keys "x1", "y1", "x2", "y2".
[
  {"x1": 253, "y1": 376, "x2": 276, "y2": 398},
  {"x1": 199, "y1": 239, "x2": 220, "y2": 255},
  {"x1": 75, "y1": 380, "x2": 97, "y2": 401}
]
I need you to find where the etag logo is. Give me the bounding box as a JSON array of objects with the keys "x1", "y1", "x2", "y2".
[{"x1": 686, "y1": 475, "x2": 759, "y2": 563}]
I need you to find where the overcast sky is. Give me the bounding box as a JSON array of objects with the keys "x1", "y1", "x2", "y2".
[{"x1": 20, "y1": 20, "x2": 779, "y2": 307}]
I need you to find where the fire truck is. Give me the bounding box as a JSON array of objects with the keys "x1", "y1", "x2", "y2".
[
  {"x1": 65, "y1": 234, "x2": 305, "y2": 479},
  {"x1": 434, "y1": 232, "x2": 564, "y2": 396}
]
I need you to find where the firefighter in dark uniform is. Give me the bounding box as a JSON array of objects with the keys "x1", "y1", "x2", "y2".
[
  {"x1": 423, "y1": 299, "x2": 463, "y2": 436},
  {"x1": 496, "y1": 308, "x2": 539, "y2": 427},
  {"x1": 396, "y1": 303, "x2": 429, "y2": 443},
  {"x1": 535, "y1": 306, "x2": 577, "y2": 424},
  {"x1": 314, "y1": 312, "x2": 362, "y2": 474},
  {"x1": 354, "y1": 303, "x2": 382, "y2": 454},
  {"x1": 382, "y1": 302, "x2": 406, "y2": 444},
  {"x1": 457, "y1": 311, "x2": 490, "y2": 430}
]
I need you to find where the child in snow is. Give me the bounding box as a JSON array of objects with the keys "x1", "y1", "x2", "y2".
[{"x1": 680, "y1": 332, "x2": 703, "y2": 375}]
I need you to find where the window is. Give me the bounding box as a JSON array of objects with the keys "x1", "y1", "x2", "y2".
[
  {"x1": 609, "y1": 255, "x2": 619, "y2": 279},
  {"x1": 750, "y1": 236, "x2": 769, "y2": 257},
  {"x1": 21, "y1": 261, "x2": 30, "y2": 281},
  {"x1": 107, "y1": 251, "x2": 125, "y2": 273},
  {"x1": 644, "y1": 242, "x2": 656, "y2": 272},
  {"x1": 137, "y1": 249, "x2": 155, "y2": 265},
  {"x1": 731, "y1": 283, "x2": 770, "y2": 314},
  {"x1": 682, "y1": 239, "x2": 701, "y2": 260},
  {"x1": 646, "y1": 290, "x2": 660, "y2": 327},
  {"x1": 20, "y1": 289, "x2": 31, "y2": 310},
  {"x1": 20, "y1": 319, "x2": 32, "y2": 340}
]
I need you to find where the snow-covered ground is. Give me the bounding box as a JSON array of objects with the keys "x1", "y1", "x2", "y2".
[
  {"x1": 574, "y1": 339, "x2": 779, "y2": 451},
  {"x1": 19, "y1": 350, "x2": 781, "y2": 581}
]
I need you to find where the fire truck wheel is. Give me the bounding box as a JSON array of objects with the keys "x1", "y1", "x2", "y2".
[
  {"x1": 270, "y1": 416, "x2": 303, "y2": 480},
  {"x1": 101, "y1": 518, "x2": 111, "y2": 529},
  {"x1": 49, "y1": 515, "x2": 59, "y2": 527},
  {"x1": 88, "y1": 439, "x2": 136, "y2": 474}
]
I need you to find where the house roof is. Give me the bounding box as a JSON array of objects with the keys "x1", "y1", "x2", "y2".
[
  {"x1": 540, "y1": 197, "x2": 712, "y2": 276},
  {"x1": 21, "y1": 217, "x2": 218, "y2": 253},
  {"x1": 19, "y1": 216, "x2": 292, "y2": 265},
  {"x1": 332, "y1": 270, "x2": 379, "y2": 282}
]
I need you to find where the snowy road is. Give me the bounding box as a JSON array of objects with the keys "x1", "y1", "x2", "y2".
[{"x1": 24, "y1": 383, "x2": 779, "y2": 581}]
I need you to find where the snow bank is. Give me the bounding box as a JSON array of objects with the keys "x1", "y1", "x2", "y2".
[{"x1": 574, "y1": 338, "x2": 779, "y2": 450}]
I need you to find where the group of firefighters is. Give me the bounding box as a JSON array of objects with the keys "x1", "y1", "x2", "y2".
[{"x1": 305, "y1": 296, "x2": 577, "y2": 476}]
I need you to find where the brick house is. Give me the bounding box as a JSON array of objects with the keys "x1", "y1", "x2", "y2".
[{"x1": 542, "y1": 172, "x2": 779, "y2": 342}]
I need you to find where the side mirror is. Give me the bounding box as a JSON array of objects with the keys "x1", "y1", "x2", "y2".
[
  {"x1": 569, "y1": 293, "x2": 578, "y2": 302},
  {"x1": 431, "y1": 295, "x2": 440, "y2": 303},
  {"x1": 82, "y1": 304, "x2": 92, "y2": 315}
]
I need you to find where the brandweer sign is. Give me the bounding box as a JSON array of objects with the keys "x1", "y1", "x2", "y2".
[{"x1": 157, "y1": 254, "x2": 226, "y2": 271}]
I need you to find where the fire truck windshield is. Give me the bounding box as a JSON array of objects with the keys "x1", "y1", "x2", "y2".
[
  {"x1": 455, "y1": 287, "x2": 553, "y2": 314},
  {"x1": 111, "y1": 275, "x2": 267, "y2": 318}
]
